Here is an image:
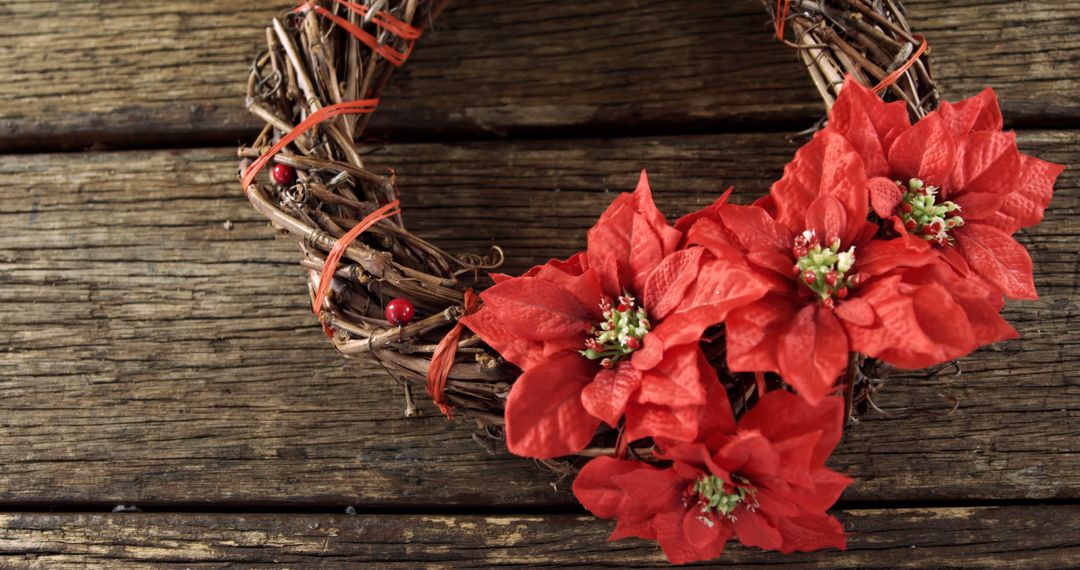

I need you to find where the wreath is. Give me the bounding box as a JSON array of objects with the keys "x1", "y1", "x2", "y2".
[{"x1": 237, "y1": 0, "x2": 1063, "y2": 563}]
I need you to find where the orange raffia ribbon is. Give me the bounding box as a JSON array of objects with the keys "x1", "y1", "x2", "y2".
[
  {"x1": 295, "y1": 0, "x2": 422, "y2": 67},
  {"x1": 427, "y1": 288, "x2": 480, "y2": 420},
  {"x1": 311, "y1": 199, "x2": 401, "y2": 317},
  {"x1": 774, "y1": 0, "x2": 791, "y2": 40},
  {"x1": 238, "y1": 96, "x2": 387, "y2": 323},
  {"x1": 872, "y1": 34, "x2": 928, "y2": 94},
  {"x1": 240, "y1": 98, "x2": 380, "y2": 194}
]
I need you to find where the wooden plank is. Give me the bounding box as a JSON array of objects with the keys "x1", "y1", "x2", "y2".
[
  {"x1": 2, "y1": 1, "x2": 1078, "y2": 150},
  {"x1": 0, "y1": 132, "x2": 1077, "y2": 507},
  {"x1": 1, "y1": 507, "x2": 1078, "y2": 568}
]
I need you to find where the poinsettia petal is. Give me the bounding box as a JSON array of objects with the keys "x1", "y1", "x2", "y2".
[
  {"x1": 461, "y1": 304, "x2": 580, "y2": 370},
  {"x1": 725, "y1": 295, "x2": 799, "y2": 376},
  {"x1": 955, "y1": 222, "x2": 1037, "y2": 299},
  {"x1": 680, "y1": 508, "x2": 731, "y2": 562},
  {"x1": 777, "y1": 305, "x2": 849, "y2": 406},
  {"x1": 802, "y1": 468, "x2": 855, "y2": 514},
  {"x1": 738, "y1": 391, "x2": 845, "y2": 468},
  {"x1": 959, "y1": 296, "x2": 1019, "y2": 346},
  {"x1": 587, "y1": 170, "x2": 682, "y2": 296},
  {"x1": 635, "y1": 252, "x2": 770, "y2": 369},
  {"x1": 804, "y1": 194, "x2": 848, "y2": 245},
  {"x1": 903, "y1": 262, "x2": 1016, "y2": 348},
  {"x1": 637, "y1": 344, "x2": 705, "y2": 407},
  {"x1": 610, "y1": 518, "x2": 657, "y2": 541},
  {"x1": 952, "y1": 131, "x2": 1021, "y2": 198},
  {"x1": 519, "y1": 251, "x2": 588, "y2": 279},
  {"x1": 644, "y1": 247, "x2": 705, "y2": 321},
  {"x1": 939, "y1": 241, "x2": 973, "y2": 276},
  {"x1": 835, "y1": 297, "x2": 876, "y2": 327},
  {"x1": 845, "y1": 274, "x2": 977, "y2": 369},
  {"x1": 856, "y1": 235, "x2": 936, "y2": 277},
  {"x1": 480, "y1": 276, "x2": 593, "y2": 341},
  {"x1": 684, "y1": 217, "x2": 741, "y2": 261},
  {"x1": 771, "y1": 131, "x2": 869, "y2": 245},
  {"x1": 869, "y1": 176, "x2": 904, "y2": 218},
  {"x1": 573, "y1": 456, "x2": 645, "y2": 519},
  {"x1": 653, "y1": 510, "x2": 728, "y2": 565},
  {"x1": 674, "y1": 187, "x2": 734, "y2": 234},
  {"x1": 718, "y1": 203, "x2": 792, "y2": 254},
  {"x1": 698, "y1": 365, "x2": 738, "y2": 437},
  {"x1": 888, "y1": 112, "x2": 956, "y2": 189},
  {"x1": 580, "y1": 362, "x2": 643, "y2": 428},
  {"x1": 746, "y1": 249, "x2": 803, "y2": 291},
  {"x1": 504, "y1": 353, "x2": 601, "y2": 458},
  {"x1": 732, "y1": 506, "x2": 784, "y2": 551},
  {"x1": 712, "y1": 430, "x2": 781, "y2": 481},
  {"x1": 954, "y1": 192, "x2": 1004, "y2": 220},
  {"x1": 984, "y1": 155, "x2": 1063, "y2": 233},
  {"x1": 753, "y1": 487, "x2": 801, "y2": 519},
  {"x1": 936, "y1": 87, "x2": 1002, "y2": 138},
  {"x1": 769, "y1": 430, "x2": 822, "y2": 489},
  {"x1": 612, "y1": 466, "x2": 688, "y2": 515},
  {"x1": 776, "y1": 513, "x2": 847, "y2": 553},
  {"x1": 827, "y1": 76, "x2": 911, "y2": 177},
  {"x1": 624, "y1": 399, "x2": 701, "y2": 444},
  {"x1": 661, "y1": 442, "x2": 714, "y2": 480}
]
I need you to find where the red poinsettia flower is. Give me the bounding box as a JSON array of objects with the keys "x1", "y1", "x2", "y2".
[
  {"x1": 683, "y1": 130, "x2": 1017, "y2": 404},
  {"x1": 573, "y1": 387, "x2": 851, "y2": 564},
  {"x1": 461, "y1": 171, "x2": 770, "y2": 459},
  {"x1": 826, "y1": 76, "x2": 1063, "y2": 299}
]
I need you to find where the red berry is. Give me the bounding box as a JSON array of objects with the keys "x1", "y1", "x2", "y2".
[
  {"x1": 905, "y1": 219, "x2": 917, "y2": 231},
  {"x1": 901, "y1": 202, "x2": 913, "y2": 214},
  {"x1": 272, "y1": 163, "x2": 297, "y2": 186},
  {"x1": 803, "y1": 270, "x2": 817, "y2": 285},
  {"x1": 385, "y1": 297, "x2": 415, "y2": 326},
  {"x1": 824, "y1": 271, "x2": 838, "y2": 286},
  {"x1": 836, "y1": 286, "x2": 849, "y2": 299},
  {"x1": 626, "y1": 337, "x2": 640, "y2": 350},
  {"x1": 601, "y1": 358, "x2": 614, "y2": 369}
]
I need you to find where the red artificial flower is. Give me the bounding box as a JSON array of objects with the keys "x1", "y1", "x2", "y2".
[
  {"x1": 683, "y1": 129, "x2": 1017, "y2": 404},
  {"x1": 826, "y1": 77, "x2": 1063, "y2": 300},
  {"x1": 573, "y1": 387, "x2": 851, "y2": 564},
  {"x1": 462, "y1": 171, "x2": 770, "y2": 458}
]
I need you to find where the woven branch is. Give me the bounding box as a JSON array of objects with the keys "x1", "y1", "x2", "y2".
[{"x1": 238, "y1": 0, "x2": 936, "y2": 465}]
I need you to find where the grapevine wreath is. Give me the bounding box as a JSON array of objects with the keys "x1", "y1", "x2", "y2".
[{"x1": 237, "y1": 0, "x2": 1064, "y2": 563}]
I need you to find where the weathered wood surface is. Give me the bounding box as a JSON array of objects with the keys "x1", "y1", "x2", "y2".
[
  {"x1": 3, "y1": 0, "x2": 1079, "y2": 150},
  {"x1": 1, "y1": 507, "x2": 1078, "y2": 568},
  {"x1": 2, "y1": 132, "x2": 1076, "y2": 507}
]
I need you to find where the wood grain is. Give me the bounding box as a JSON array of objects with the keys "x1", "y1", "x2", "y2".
[
  {"x1": 1, "y1": 132, "x2": 1076, "y2": 507},
  {"x1": 1, "y1": 507, "x2": 1078, "y2": 568},
  {"x1": 2, "y1": 1, "x2": 1078, "y2": 151}
]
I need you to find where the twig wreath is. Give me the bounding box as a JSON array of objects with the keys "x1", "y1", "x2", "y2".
[{"x1": 238, "y1": 0, "x2": 1063, "y2": 563}]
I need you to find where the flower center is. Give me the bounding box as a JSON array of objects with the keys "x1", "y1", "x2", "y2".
[
  {"x1": 692, "y1": 475, "x2": 750, "y2": 517},
  {"x1": 793, "y1": 230, "x2": 861, "y2": 308},
  {"x1": 581, "y1": 294, "x2": 650, "y2": 369},
  {"x1": 897, "y1": 178, "x2": 963, "y2": 246}
]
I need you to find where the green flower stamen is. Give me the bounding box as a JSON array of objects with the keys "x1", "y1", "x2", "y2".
[
  {"x1": 898, "y1": 178, "x2": 964, "y2": 246},
  {"x1": 793, "y1": 230, "x2": 860, "y2": 308},
  {"x1": 581, "y1": 294, "x2": 650, "y2": 369},
  {"x1": 693, "y1": 475, "x2": 752, "y2": 517}
]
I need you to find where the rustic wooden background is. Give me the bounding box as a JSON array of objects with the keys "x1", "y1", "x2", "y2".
[{"x1": 1, "y1": 0, "x2": 1078, "y2": 567}]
